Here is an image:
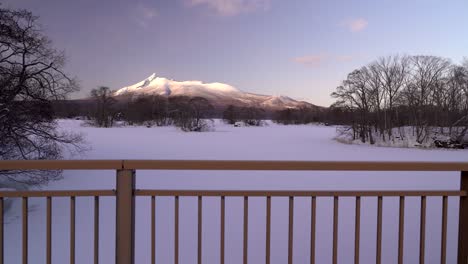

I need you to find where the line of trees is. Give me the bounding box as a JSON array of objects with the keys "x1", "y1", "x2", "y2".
[
  {"x1": 222, "y1": 105, "x2": 266, "y2": 126},
  {"x1": 125, "y1": 95, "x2": 169, "y2": 126},
  {"x1": 60, "y1": 93, "x2": 326, "y2": 129},
  {"x1": 331, "y1": 55, "x2": 468, "y2": 144},
  {"x1": 273, "y1": 107, "x2": 322, "y2": 125}
]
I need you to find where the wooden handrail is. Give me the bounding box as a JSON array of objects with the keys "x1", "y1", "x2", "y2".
[
  {"x1": 0, "y1": 160, "x2": 468, "y2": 171},
  {"x1": 1, "y1": 160, "x2": 468, "y2": 264},
  {"x1": 135, "y1": 189, "x2": 466, "y2": 197},
  {"x1": 0, "y1": 160, "x2": 124, "y2": 170},
  {"x1": 0, "y1": 190, "x2": 116, "y2": 197}
]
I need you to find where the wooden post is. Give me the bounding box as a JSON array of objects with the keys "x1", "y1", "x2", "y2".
[
  {"x1": 116, "y1": 169, "x2": 135, "y2": 264},
  {"x1": 458, "y1": 171, "x2": 468, "y2": 264}
]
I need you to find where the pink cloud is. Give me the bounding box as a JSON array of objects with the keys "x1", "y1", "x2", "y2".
[
  {"x1": 292, "y1": 55, "x2": 327, "y2": 67},
  {"x1": 293, "y1": 54, "x2": 356, "y2": 67},
  {"x1": 343, "y1": 18, "x2": 368, "y2": 32},
  {"x1": 186, "y1": 0, "x2": 270, "y2": 16},
  {"x1": 336, "y1": 55, "x2": 354, "y2": 62}
]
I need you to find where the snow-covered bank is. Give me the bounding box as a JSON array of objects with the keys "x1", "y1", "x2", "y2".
[
  {"x1": 334, "y1": 125, "x2": 468, "y2": 149},
  {"x1": 4, "y1": 120, "x2": 468, "y2": 264}
]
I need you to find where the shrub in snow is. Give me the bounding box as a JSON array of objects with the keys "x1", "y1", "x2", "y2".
[
  {"x1": 170, "y1": 96, "x2": 215, "y2": 132},
  {"x1": 178, "y1": 119, "x2": 214, "y2": 132}
]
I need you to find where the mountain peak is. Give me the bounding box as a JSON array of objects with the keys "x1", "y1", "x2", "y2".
[
  {"x1": 115, "y1": 75, "x2": 240, "y2": 96},
  {"x1": 138, "y1": 73, "x2": 157, "y2": 88},
  {"x1": 114, "y1": 74, "x2": 318, "y2": 110}
]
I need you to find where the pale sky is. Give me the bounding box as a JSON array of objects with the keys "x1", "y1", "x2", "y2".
[{"x1": 3, "y1": 0, "x2": 468, "y2": 106}]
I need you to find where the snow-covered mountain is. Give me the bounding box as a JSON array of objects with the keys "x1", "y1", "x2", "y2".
[{"x1": 114, "y1": 74, "x2": 319, "y2": 110}]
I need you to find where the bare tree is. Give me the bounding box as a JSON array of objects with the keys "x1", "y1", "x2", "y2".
[
  {"x1": 447, "y1": 65, "x2": 468, "y2": 141},
  {"x1": 0, "y1": 7, "x2": 82, "y2": 187},
  {"x1": 90, "y1": 86, "x2": 116, "y2": 127},
  {"x1": 223, "y1": 105, "x2": 239, "y2": 125},
  {"x1": 151, "y1": 95, "x2": 170, "y2": 126},
  {"x1": 406, "y1": 56, "x2": 450, "y2": 143},
  {"x1": 170, "y1": 96, "x2": 214, "y2": 132},
  {"x1": 332, "y1": 68, "x2": 374, "y2": 143},
  {"x1": 189, "y1": 97, "x2": 214, "y2": 130},
  {"x1": 374, "y1": 56, "x2": 409, "y2": 138}
]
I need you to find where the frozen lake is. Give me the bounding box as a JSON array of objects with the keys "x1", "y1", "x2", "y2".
[{"x1": 4, "y1": 120, "x2": 468, "y2": 264}]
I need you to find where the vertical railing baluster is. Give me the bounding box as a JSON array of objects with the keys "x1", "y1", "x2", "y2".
[
  {"x1": 376, "y1": 196, "x2": 383, "y2": 264},
  {"x1": 220, "y1": 196, "x2": 225, "y2": 264},
  {"x1": 22, "y1": 197, "x2": 28, "y2": 264},
  {"x1": 458, "y1": 171, "x2": 468, "y2": 264},
  {"x1": 94, "y1": 196, "x2": 99, "y2": 264},
  {"x1": 288, "y1": 196, "x2": 294, "y2": 264},
  {"x1": 266, "y1": 196, "x2": 271, "y2": 264},
  {"x1": 310, "y1": 197, "x2": 316, "y2": 264},
  {"x1": 70, "y1": 196, "x2": 75, "y2": 264},
  {"x1": 0, "y1": 197, "x2": 3, "y2": 264},
  {"x1": 354, "y1": 196, "x2": 361, "y2": 264},
  {"x1": 398, "y1": 196, "x2": 405, "y2": 264},
  {"x1": 46, "y1": 197, "x2": 52, "y2": 264},
  {"x1": 174, "y1": 196, "x2": 179, "y2": 264},
  {"x1": 116, "y1": 169, "x2": 136, "y2": 264},
  {"x1": 151, "y1": 196, "x2": 156, "y2": 264},
  {"x1": 198, "y1": 196, "x2": 202, "y2": 264},
  {"x1": 420, "y1": 196, "x2": 426, "y2": 264},
  {"x1": 243, "y1": 196, "x2": 248, "y2": 264},
  {"x1": 333, "y1": 196, "x2": 339, "y2": 264},
  {"x1": 441, "y1": 196, "x2": 448, "y2": 264}
]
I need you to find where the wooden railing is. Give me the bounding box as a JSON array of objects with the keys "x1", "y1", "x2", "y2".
[{"x1": 0, "y1": 160, "x2": 468, "y2": 264}]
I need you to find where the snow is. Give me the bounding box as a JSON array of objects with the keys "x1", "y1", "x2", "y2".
[
  {"x1": 334, "y1": 126, "x2": 466, "y2": 148},
  {"x1": 114, "y1": 74, "x2": 314, "y2": 109},
  {"x1": 115, "y1": 74, "x2": 241, "y2": 96},
  {"x1": 3, "y1": 120, "x2": 468, "y2": 264}
]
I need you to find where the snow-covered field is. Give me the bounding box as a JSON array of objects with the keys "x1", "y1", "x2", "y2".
[{"x1": 4, "y1": 120, "x2": 468, "y2": 264}]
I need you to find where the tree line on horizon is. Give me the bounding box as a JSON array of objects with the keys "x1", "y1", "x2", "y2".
[
  {"x1": 64, "y1": 87, "x2": 275, "y2": 130},
  {"x1": 52, "y1": 88, "x2": 326, "y2": 130}
]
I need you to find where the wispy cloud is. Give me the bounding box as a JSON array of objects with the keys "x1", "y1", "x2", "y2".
[
  {"x1": 293, "y1": 54, "x2": 356, "y2": 67},
  {"x1": 186, "y1": 0, "x2": 270, "y2": 16},
  {"x1": 292, "y1": 55, "x2": 327, "y2": 67},
  {"x1": 134, "y1": 4, "x2": 158, "y2": 27},
  {"x1": 342, "y1": 18, "x2": 368, "y2": 32},
  {"x1": 336, "y1": 55, "x2": 354, "y2": 62}
]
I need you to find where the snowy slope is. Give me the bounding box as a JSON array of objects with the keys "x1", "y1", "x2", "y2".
[{"x1": 114, "y1": 74, "x2": 318, "y2": 110}]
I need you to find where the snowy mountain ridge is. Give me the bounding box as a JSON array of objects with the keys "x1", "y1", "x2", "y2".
[{"x1": 114, "y1": 74, "x2": 318, "y2": 110}]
